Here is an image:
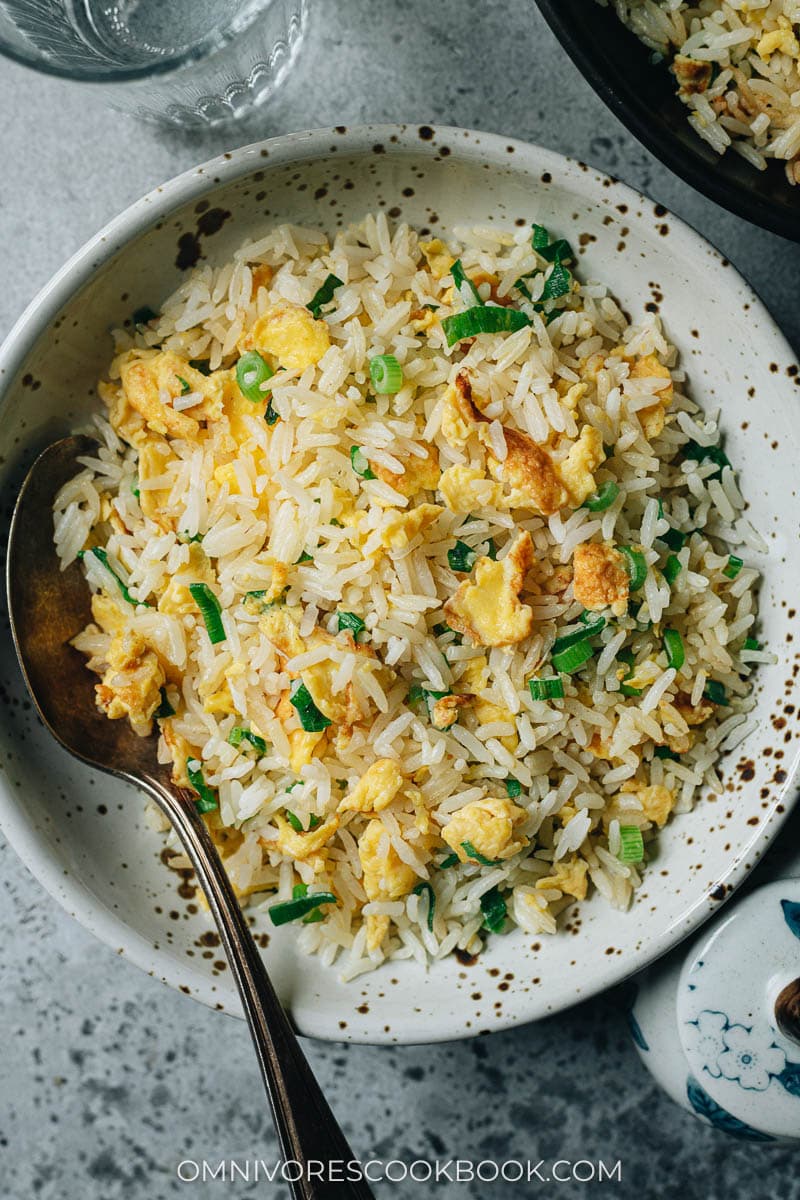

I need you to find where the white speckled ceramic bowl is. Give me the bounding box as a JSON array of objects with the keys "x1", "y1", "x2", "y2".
[{"x1": 0, "y1": 126, "x2": 798, "y2": 1044}]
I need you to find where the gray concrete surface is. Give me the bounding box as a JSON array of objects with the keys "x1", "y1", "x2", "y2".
[{"x1": 1, "y1": 2, "x2": 798, "y2": 1197}]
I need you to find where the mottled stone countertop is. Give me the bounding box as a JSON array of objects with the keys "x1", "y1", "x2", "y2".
[{"x1": 1, "y1": 2, "x2": 798, "y2": 1197}]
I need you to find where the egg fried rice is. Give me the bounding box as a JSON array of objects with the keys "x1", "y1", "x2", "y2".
[{"x1": 52, "y1": 212, "x2": 767, "y2": 979}]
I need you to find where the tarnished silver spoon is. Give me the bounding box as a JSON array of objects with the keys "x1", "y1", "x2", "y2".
[{"x1": 7, "y1": 435, "x2": 374, "y2": 1200}]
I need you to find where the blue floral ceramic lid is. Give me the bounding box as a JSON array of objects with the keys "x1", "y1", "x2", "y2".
[{"x1": 676, "y1": 880, "x2": 800, "y2": 1141}]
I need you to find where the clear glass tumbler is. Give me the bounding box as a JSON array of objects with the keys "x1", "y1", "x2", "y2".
[{"x1": 0, "y1": 0, "x2": 307, "y2": 126}]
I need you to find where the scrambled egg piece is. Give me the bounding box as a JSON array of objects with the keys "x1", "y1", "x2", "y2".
[
  {"x1": 572, "y1": 542, "x2": 629, "y2": 615},
  {"x1": 243, "y1": 302, "x2": 330, "y2": 372},
  {"x1": 673, "y1": 54, "x2": 713, "y2": 95},
  {"x1": 419, "y1": 238, "x2": 452, "y2": 279},
  {"x1": 556, "y1": 426, "x2": 605, "y2": 506},
  {"x1": 366, "y1": 913, "x2": 390, "y2": 952},
  {"x1": 161, "y1": 723, "x2": 195, "y2": 787},
  {"x1": 621, "y1": 781, "x2": 676, "y2": 829},
  {"x1": 358, "y1": 819, "x2": 419, "y2": 900},
  {"x1": 113, "y1": 349, "x2": 224, "y2": 441},
  {"x1": 535, "y1": 857, "x2": 589, "y2": 900},
  {"x1": 429, "y1": 693, "x2": 469, "y2": 731},
  {"x1": 757, "y1": 19, "x2": 799, "y2": 61},
  {"x1": 472, "y1": 695, "x2": 518, "y2": 753},
  {"x1": 442, "y1": 796, "x2": 526, "y2": 863},
  {"x1": 94, "y1": 626, "x2": 165, "y2": 735},
  {"x1": 274, "y1": 813, "x2": 339, "y2": 860},
  {"x1": 137, "y1": 437, "x2": 176, "y2": 529},
  {"x1": 381, "y1": 503, "x2": 442, "y2": 550},
  {"x1": 440, "y1": 373, "x2": 478, "y2": 449},
  {"x1": 373, "y1": 444, "x2": 440, "y2": 498},
  {"x1": 630, "y1": 354, "x2": 674, "y2": 440},
  {"x1": 338, "y1": 759, "x2": 405, "y2": 813},
  {"x1": 274, "y1": 692, "x2": 328, "y2": 771},
  {"x1": 159, "y1": 544, "x2": 217, "y2": 616},
  {"x1": 444, "y1": 530, "x2": 534, "y2": 647},
  {"x1": 259, "y1": 606, "x2": 306, "y2": 660},
  {"x1": 674, "y1": 695, "x2": 715, "y2": 726},
  {"x1": 438, "y1": 464, "x2": 502, "y2": 513},
  {"x1": 486, "y1": 426, "x2": 566, "y2": 516}
]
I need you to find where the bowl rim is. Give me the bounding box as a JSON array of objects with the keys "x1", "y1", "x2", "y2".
[
  {"x1": 533, "y1": 0, "x2": 799, "y2": 243},
  {"x1": 0, "y1": 122, "x2": 798, "y2": 1042}
]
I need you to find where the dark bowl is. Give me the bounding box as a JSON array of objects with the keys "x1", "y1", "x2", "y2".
[{"x1": 535, "y1": 0, "x2": 799, "y2": 242}]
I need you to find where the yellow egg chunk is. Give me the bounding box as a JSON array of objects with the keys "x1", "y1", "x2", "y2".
[
  {"x1": 373, "y1": 444, "x2": 440, "y2": 497},
  {"x1": 572, "y1": 542, "x2": 629, "y2": 615},
  {"x1": 244, "y1": 302, "x2": 330, "y2": 372},
  {"x1": 535, "y1": 857, "x2": 589, "y2": 900},
  {"x1": 629, "y1": 354, "x2": 674, "y2": 439},
  {"x1": 94, "y1": 629, "x2": 165, "y2": 736},
  {"x1": 381, "y1": 503, "x2": 442, "y2": 550},
  {"x1": 621, "y1": 781, "x2": 676, "y2": 829},
  {"x1": 115, "y1": 348, "x2": 224, "y2": 440},
  {"x1": 338, "y1": 759, "x2": 405, "y2": 813},
  {"x1": 438, "y1": 464, "x2": 502, "y2": 513},
  {"x1": 557, "y1": 426, "x2": 605, "y2": 506},
  {"x1": 444, "y1": 530, "x2": 534, "y2": 647},
  {"x1": 442, "y1": 796, "x2": 526, "y2": 863},
  {"x1": 158, "y1": 544, "x2": 217, "y2": 616},
  {"x1": 365, "y1": 913, "x2": 390, "y2": 952},
  {"x1": 419, "y1": 238, "x2": 453, "y2": 279},
  {"x1": 275, "y1": 814, "x2": 339, "y2": 860},
  {"x1": 258, "y1": 607, "x2": 306, "y2": 661},
  {"x1": 358, "y1": 819, "x2": 420, "y2": 900},
  {"x1": 137, "y1": 437, "x2": 176, "y2": 529}
]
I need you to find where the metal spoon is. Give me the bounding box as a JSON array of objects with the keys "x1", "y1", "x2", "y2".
[{"x1": 7, "y1": 436, "x2": 375, "y2": 1200}]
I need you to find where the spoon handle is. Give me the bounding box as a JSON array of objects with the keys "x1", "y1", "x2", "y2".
[{"x1": 145, "y1": 775, "x2": 375, "y2": 1200}]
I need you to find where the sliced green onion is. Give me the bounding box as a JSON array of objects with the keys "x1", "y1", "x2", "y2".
[
  {"x1": 450, "y1": 258, "x2": 482, "y2": 306},
  {"x1": 552, "y1": 640, "x2": 594, "y2": 674},
  {"x1": 441, "y1": 305, "x2": 530, "y2": 347},
  {"x1": 286, "y1": 780, "x2": 303, "y2": 793},
  {"x1": 236, "y1": 350, "x2": 274, "y2": 403},
  {"x1": 541, "y1": 258, "x2": 571, "y2": 301},
  {"x1": 618, "y1": 825, "x2": 644, "y2": 863},
  {"x1": 131, "y1": 478, "x2": 141, "y2": 499},
  {"x1": 290, "y1": 881, "x2": 326, "y2": 924},
  {"x1": 505, "y1": 778, "x2": 522, "y2": 799},
  {"x1": 227, "y1": 726, "x2": 267, "y2": 754},
  {"x1": 189, "y1": 583, "x2": 226, "y2": 644},
  {"x1": 350, "y1": 445, "x2": 375, "y2": 479},
  {"x1": 683, "y1": 440, "x2": 730, "y2": 476},
  {"x1": 663, "y1": 628, "x2": 685, "y2": 671},
  {"x1": 294, "y1": 550, "x2": 313, "y2": 564},
  {"x1": 461, "y1": 840, "x2": 502, "y2": 866},
  {"x1": 617, "y1": 649, "x2": 642, "y2": 698},
  {"x1": 87, "y1": 547, "x2": 151, "y2": 608},
  {"x1": 155, "y1": 687, "x2": 175, "y2": 719},
  {"x1": 337, "y1": 611, "x2": 366, "y2": 638},
  {"x1": 176, "y1": 375, "x2": 191, "y2": 395},
  {"x1": 583, "y1": 481, "x2": 619, "y2": 512},
  {"x1": 447, "y1": 539, "x2": 478, "y2": 572},
  {"x1": 619, "y1": 546, "x2": 647, "y2": 591},
  {"x1": 552, "y1": 615, "x2": 606, "y2": 656},
  {"x1": 723, "y1": 555, "x2": 743, "y2": 580},
  {"x1": 268, "y1": 888, "x2": 337, "y2": 927},
  {"x1": 540, "y1": 237, "x2": 574, "y2": 264},
  {"x1": 369, "y1": 353, "x2": 404, "y2": 395},
  {"x1": 132, "y1": 305, "x2": 157, "y2": 327},
  {"x1": 284, "y1": 809, "x2": 304, "y2": 833},
  {"x1": 412, "y1": 881, "x2": 436, "y2": 931},
  {"x1": 307, "y1": 273, "x2": 343, "y2": 319},
  {"x1": 704, "y1": 680, "x2": 729, "y2": 706},
  {"x1": 264, "y1": 397, "x2": 279, "y2": 426},
  {"x1": 528, "y1": 676, "x2": 565, "y2": 701},
  {"x1": 188, "y1": 358, "x2": 211, "y2": 375},
  {"x1": 743, "y1": 636, "x2": 761, "y2": 652},
  {"x1": 407, "y1": 683, "x2": 428, "y2": 713},
  {"x1": 663, "y1": 555, "x2": 683, "y2": 586},
  {"x1": 437, "y1": 852, "x2": 460, "y2": 870},
  {"x1": 186, "y1": 759, "x2": 218, "y2": 814},
  {"x1": 662, "y1": 527, "x2": 687, "y2": 552},
  {"x1": 177, "y1": 531, "x2": 203, "y2": 544},
  {"x1": 289, "y1": 680, "x2": 331, "y2": 732},
  {"x1": 480, "y1": 886, "x2": 508, "y2": 934},
  {"x1": 654, "y1": 745, "x2": 679, "y2": 760},
  {"x1": 531, "y1": 224, "x2": 550, "y2": 251}
]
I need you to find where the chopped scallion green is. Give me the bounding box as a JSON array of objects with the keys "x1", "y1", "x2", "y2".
[
  {"x1": 620, "y1": 546, "x2": 647, "y2": 591},
  {"x1": 437, "y1": 852, "x2": 460, "y2": 870},
  {"x1": 176, "y1": 375, "x2": 191, "y2": 395},
  {"x1": 337, "y1": 611, "x2": 366, "y2": 638},
  {"x1": 743, "y1": 636, "x2": 761, "y2": 652},
  {"x1": 236, "y1": 350, "x2": 273, "y2": 403},
  {"x1": 723, "y1": 555, "x2": 743, "y2": 580},
  {"x1": 289, "y1": 680, "x2": 331, "y2": 732},
  {"x1": 663, "y1": 555, "x2": 683, "y2": 586},
  {"x1": 541, "y1": 237, "x2": 574, "y2": 264},
  {"x1": 552, "y1": 615, "x2": 605, "y2": 656},
  {"x1": 617, "y1": 649, "x2": 642, "y2": 698},
  {"x1": 505, "y1": 778, "x2": 522, "y2": 799},
  {"x1": 227, "y1": 726, "x2": 267, "y2": 754},
  {"x1": 369, "y1": 353, "x2": 404, "y2": 395},
  {"x1": 268, "y1": 887, "x2": 337, "y2": 927},
  {"x1": 155, "y1": 687, "x2": 175, "y2": 719},
  {"x1": 662, "y1": 527, "x2": 687, "y2": 552},
  {"x1": 480, "y1": 886, "x2": 508, "y2": 934},
  {"x1": 663, "y1": 628, "x2": 685, "y2": 671},
  {"x1": 307, "y1": 274, "x2": 343, "y2": 319},
  {"x1": 683, "y1": 440, "x2": 731, "y2": 477},
  {"x1": 186, "y1": 759, "x2": 218, "y2": 814},
  {"x1": 583, "y1": 481, "x2": 619, "y2": 512},
  {"x1": 654, "y1": 745, "x2": 679, "y2": 760},
  {"x1": 618, "y1": 825, "x2": 644, "y2": 863},
  {"x1": 412, "y1": 881, "x2": 436, "y2": 932},
  {"x1": 350, "y1": 445, "x2": 375, "y2": 479},
  {"x1": 528, "y1": 676, "x2": 565, "y2": 701},
  {"x1": 531, "y1": 224, "x2": 550, "y2": 251},
  {"x1": 189, "y1": 582, "x2": 226, "y2": 644},
  {"x1": 284, "y1": 809, "x2": 304, "y2": 833},
  {"x1": 552, "y1": 639, "x2": 594, "y2": 674},
  {"x1": 704, "y1": 680, "x2": 729, "y2": 706},
  {"x1": 450, "y1": 258, "x2": 482, "y2": 306},
  {"x1": 440, "y1": 304, "x2": 530, "y2": 347},
  {"x1": 447, "y1": 539, "x2": 478, "y2": 572},
  {"x1": 461, "y1": 840, "x2": 502, "y2": 866},
  {"x1": 87, "y1": 546, "x2": 151, "y2": 608}
]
